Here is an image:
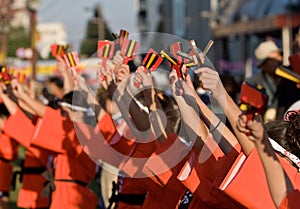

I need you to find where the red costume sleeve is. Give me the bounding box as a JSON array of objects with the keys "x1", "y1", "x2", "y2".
[
  {"x1": 31, "y1": 107, "x2": 81, "y2": 154},
  {"x1": 220, "y1": 148, "x2": 277, "y2": 209},
  {"x1": 3, "y1": 108, "x2": 35, "y2": 149}
]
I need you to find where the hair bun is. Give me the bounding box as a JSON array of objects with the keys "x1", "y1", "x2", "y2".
[{"x1": 288, "y1": 112, "x2": 300, "y2": 130}]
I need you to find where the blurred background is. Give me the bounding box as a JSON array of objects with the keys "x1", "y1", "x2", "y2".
[
  {"x1": 2, "y1": 0, "x2": 300, "y2": 208},
  {"x1": 1, "y1": 0, "x2": 300, "y2": 82}
]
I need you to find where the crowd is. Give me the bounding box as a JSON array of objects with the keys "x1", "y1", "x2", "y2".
[{"x1": 0, "y1": 29, "x2": 299, "y2": 209}]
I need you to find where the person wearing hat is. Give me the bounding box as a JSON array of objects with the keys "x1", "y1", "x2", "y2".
[{"x1": 245, "y1": 40, "x2": 283, "y2": 122}]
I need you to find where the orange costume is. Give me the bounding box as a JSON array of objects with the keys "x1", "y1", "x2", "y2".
[
  {"x1": 3, "y1": 108, "x2": 51, "y2": 208},
  {"x1": 0, "y1": 133, "x2": 18, "y2": 197},
  {"x1": 177, "y1": 135, "x2": 244, "y2": 209},
  {"x1": 96, "y1": 113, "x2": 148, "y2": 209},
  {"x1": 31, "y1": 106, "x2": 98, "y2": 209},
  {"x1": 142, "y1": 133, "x2": 192, "y2": 209},
  {"x1": 92, "y1": 112, "x2": 186, "y2": 209},
  {"x1": 279, "y1": 190, "x2": 300, "y2": 209},
  {"x1": 219, "y1": 148, "x2": 300, "y2": 209}
]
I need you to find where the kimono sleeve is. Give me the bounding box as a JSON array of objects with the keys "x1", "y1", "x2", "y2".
[
  {"x1": 31, "y1": 107, "x2": 75, "y2": 154},
  {"x1": 3, "y1": 108, "x2": 35, "y2": 149},
  {"x1": 219, "y1": 148, "x2": 276, "y2": 209}
]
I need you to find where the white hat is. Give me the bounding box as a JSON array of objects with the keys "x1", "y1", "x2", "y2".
[{"x1": 255, "y1": 40, "x2": 281, "y2": 65}]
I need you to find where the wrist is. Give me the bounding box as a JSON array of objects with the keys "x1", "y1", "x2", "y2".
[
  {"x1": 215, "y1": 89, "x2": 227, "y2": 104},
  {"x1": 18, "y1": 91, "x2": 27, "y2": 101},
  {"x1": 253, "y1": 134, "x2": 268, "y2": 147}
]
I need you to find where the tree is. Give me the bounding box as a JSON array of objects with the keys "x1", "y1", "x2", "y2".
[
  {"x1": 7, "y1": 26, "x2": 30, "y2": 57},
  {"x1": 80, "y1": 6, "x2": 113, "y2": 57}
]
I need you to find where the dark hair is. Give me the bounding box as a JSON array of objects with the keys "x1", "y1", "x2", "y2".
[
  {"x1": 96, "y1": 88, "x2": 112, "y2": 112},
  {"x1": 265, "y1": 112, "x2": 300, "y2": 159},
  {"x1": 157, "y1": 93, "x2": 181, "y2": 135},
  {"x1": 42, "y1": 87, "x2": 60, "y2": 109},
  {"x1": 48, "y1": 76, "x2": 63, "y2": 89},
  {"x1": 285, "y1": 112, "x2": 300, "y2": 157},
  {"x1": 61, "y1": 91, "x2": 96, "y2": 125},
  {"x1": 61, "y1": 90, "x2": 90, "y2": 108},
  {"x1": 0, "y1": 103, "x2": 10, "y2": 119}
]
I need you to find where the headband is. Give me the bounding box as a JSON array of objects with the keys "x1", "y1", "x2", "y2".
[
  {"x1": 269, "y1": 137, "x2": 300, "y2": 171},
  {"x1": 58, "y1": 102, "x2": 95, "y2": 116}
]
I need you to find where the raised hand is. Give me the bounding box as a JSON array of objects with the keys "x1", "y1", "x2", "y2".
[
  {"x1": 10, "y1": 79, "x2": 26, "y2": 99},
  {"x1": 236, "y1": 114, "x2": 265, "y2": 143},
  {"x1": 194, "y1": 67, "x2": 226, "y2": 101},
  {"x1": 56, "y1": 56, "x2": 68, "y2": 76},
  {"x1": 115, "y1": 64, "x2": 130, "y2": 84},
  {"x1": 133, "y1": 66, "x2": 153, "y2": 88},
  {"x1": 113, "y1": 50, "x2": 124, "y2": 66}
]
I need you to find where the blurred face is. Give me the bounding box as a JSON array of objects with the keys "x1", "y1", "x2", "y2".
[
  {"x1": 268, "y1": 51, "x2": 283, "y2": 62},
  {"x1": 261, "y1": 57, "x2": 282, "y2": 77},
  {"x1": 48, "y1": 82, "x2": 64, "y2": 99}
]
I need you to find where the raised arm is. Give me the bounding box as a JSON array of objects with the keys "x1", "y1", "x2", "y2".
[
  {"x1": 168, "y1": 70, "x2": 208, "y2": 149},
  {"x1": 195, "y1": 67, "x2": 254, "y2": 155},
  {"x1": 133, "y1": 66, "x2": 173, "y2": 143},
  {"x1": 112, "y1": 64, "x2": 151, "y2": 137},
  {"x1": 236, "y1": 114, "x2": 293, "y2": 207},
  {"x1": 56, "y1": 56, "x2": 74, "y2": 94},
  {"x1": 74, "y1": 74, "x2": 106, "y2": 121},
  {"x1": 11, "y1": 80, "x2": 47, "y2": 117}
]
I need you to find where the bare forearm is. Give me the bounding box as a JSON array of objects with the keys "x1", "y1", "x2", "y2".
[
  {"x1": 174, "y1": 95, "x2": 207, "y2": 148},
  {"x1": 192, "y1": 92, "x2": 239, "y2": 155},
  {"x1": 115, "y1": 85, "x2": 150, "y2": 136},
  {"x1": 17, "y1": 99, "x2": 36, "y2": 115},
  {"x1": 217, "y1": 92, "x2": 254, "y2": 155},
  {"x1": 255, "y1": 138, "x2": 293, "y2": 207},
  {"x1": 19, "y1": 93, "x2": 46, "y2": 117},
  {"x1": 62, "y1": 70, "x2": 74, "y2": 94},
  {"x1": 144, "y1": 88, "x2": 171, "y2": 142}
]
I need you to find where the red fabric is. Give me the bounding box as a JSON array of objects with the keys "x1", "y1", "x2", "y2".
[
  {"x1": 117, "y1": 177, "x2": 147, "y2": 209},
  {"x1": 220, "y1": 148, "x2": 277, "y2": 209},
  {"x1": 17, "y1": 147, "x2": 51, "y2": 208},
  {"x1": 31, "y1": 107, "x2": 98, "y2": 209},
  {"x1": 139, "y1": 133, "x2": 189, "y2": 209},
  {"x1": 0, "y1": 133, "x2": 18, "y2": 192},
  {"x1": 3, "y1": 108, "x2": 35, "y2": 148},
  {"x1": 0, "y1": 160, "x2": 12, "y2": 192},
  {"x1": 221, "y1": 146, "x2": 300, "y2": 209},
  {"x1": 178, "y1": 136, "x2": 243, "y2": 209},
  {"x1": 0, "y1": 133, "x2": 18, "y2": 161},
  {"x1": 2, "y1": 110, "x2": 51, "y2": 208},
  {"x1": 279, "y1": 190, "x2": 300, "y2": 209}
]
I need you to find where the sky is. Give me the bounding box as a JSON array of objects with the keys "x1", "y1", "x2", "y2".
[{"x1": 37, "y1": 0, "x2": 138, "y2": 51}]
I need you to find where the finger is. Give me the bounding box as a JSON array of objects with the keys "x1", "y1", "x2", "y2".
[
  {"x1": 169, "y1": 69, "x2": 178, "y2": 79},
  {"x1": 192, "y1": 55, "x2": 199, "y2": 65},
  {"x1": 236, "y1": 122, "x2": 249, "y2": 134},
  {"x1": 238, "y1": 114, "x2": 248, "y2": 123},
  {"x1": 246, "y1": 119, "x2": 261, "y2": 132},
  {"x1": 194, "y1": 66, "x2": 214, "y2": 73},
  {"x1": 253, "y1": 113, "x2": 263, "y2": 124},
  {"x1": 181, "y1": 64, "x2": 187, "y2": 75}
]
